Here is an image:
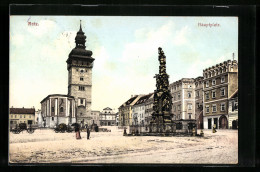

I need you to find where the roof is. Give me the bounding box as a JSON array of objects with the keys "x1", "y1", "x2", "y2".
[
  {"x1": 10, "y1": 108, "x2": 35, "y2": 114},
  {"x1": 103, "y1": 107, "x2": 112, "y2": 110},
  {"x1": 119, "y1": 95, "x2": 139, "y2": 109},
  {"x1": 135, "y1": 93, "x2": 153, "y2": 105},
  {"x1": 40, "y1": 94, "x2": 75, "y2": 103}
]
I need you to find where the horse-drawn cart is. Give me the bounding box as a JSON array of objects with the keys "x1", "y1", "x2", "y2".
[{"x1": 10, "y1": 123, "x2": 37, "y2": 134}]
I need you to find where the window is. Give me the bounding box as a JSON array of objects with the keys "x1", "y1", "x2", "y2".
[
  {"x1": 177, "y1": 105, "x2": 181, "y2": 110},
  {"x1": 20, "y1": 115, "x2": 22, "y2": 118},
  {"x1": 178, "y1": 93, "x2": 180, "y2": 99},
  {"x1": 197, "y1": 103, "x2": 200, "y2": 108},
  {"x1": 212, "y1": 90, "x2": 216, "y2": 98},
  {"x1": 188, "y1": 113, "x2": 192, "y2": 119},
  {"x1": 80, "y1": 77, "x2": 84, "y2": 81},
  {"x1": 196, "y1": 91, "x2": 199, "y2": 97},
  {"x1": 206, "y1": 106, "x2": 209, "y2": 113},
  {"x1": 205, "y1": 92, "x2": 209, "y2": 100},
  {"x1": 188, "y1": 104, "x2": 192, "y2": 110},
  {"x1": 212, "y1": 104, "x2": 217, "y2": 112},
  {"x1": 232, "y1": 101, "x2": 238, "y2": 111},
  {"x1": 24, "y1": 115, "x2": 25, "y2": 118},
  {"x1": 51, "y1": 107, "x2": 55, "y2": 112},
  {"x1": 79, "y1": 86, "x2": 85, "y2": 91},
  {"x1": 173, "y1": 94, "x2": 176, "y2": 101},
  {"x1": 52, "y1": 117, "x2": 54, "y2": 121},
  {"x1": 221, "y1": 88, "x2": 225, "y2": 96},
  {"x1": 80, "y1": 99, "x2": 83, "y2": 104},
  {"x1": 206, "y1": 81, "x2": 209, "y2": 88},
  {"x1": 29, "y1": 115, "x2": 31, "y2": 118},
  {"x1": 212, "y1": 79, "x2": 216, "y2": 85},
  {"x1": 15, "y1": 115, "x2": 17, "y2": 118},
  {"x1": 221, "y1": 76, "x2": 225, "y2": 83},
  {"x1": 221, "y1": 103, "x2": 225, "y2": 111},
  {"x1": 60, "y1": 107, "x2": 63, "y2": 112},
  {"x1": 174, "y1": 106, "x2": 176, "y2": 112},
  {"x1": 187, "y1": 92, "x2": 192, "y2": 98}
]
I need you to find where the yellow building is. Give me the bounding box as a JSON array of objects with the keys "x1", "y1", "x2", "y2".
[
  {"x1": 9, "y1": 107, "x2": 35, "y2": 125},
  {"x1": 118, "y1": 95, "x2": 142, "y2": 126}
]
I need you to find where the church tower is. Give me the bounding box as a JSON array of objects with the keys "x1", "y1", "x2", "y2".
[{"x1": 66, "y1": 21, "x2": 95, "y2": 125}]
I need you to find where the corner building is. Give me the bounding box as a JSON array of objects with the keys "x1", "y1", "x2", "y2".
[
  {"x1": 66, "y1": 23, "x2": 95, "y2": 125},
  {"x1": 203, "y1": 60, "x2": 238, "y2": 129}
]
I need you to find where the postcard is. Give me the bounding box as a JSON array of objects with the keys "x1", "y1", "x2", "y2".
[{"x1": 9, "y1": 15, "x2": 238, "y2": 164}]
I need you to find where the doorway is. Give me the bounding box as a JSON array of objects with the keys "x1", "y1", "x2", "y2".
[
  {"x1": 208, "y1": 118, "x2": 212, "y2": 129},
  {"x1": 219, "y1": 115, "x2": 228, "y2": 129}
]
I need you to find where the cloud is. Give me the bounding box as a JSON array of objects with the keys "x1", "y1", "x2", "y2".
[
  {"x1": 121, "y1": 21, "x2": 175, "y2": 62},
  {"x1": 173, "y1": 26, "x2": 191, "y2": 46}
]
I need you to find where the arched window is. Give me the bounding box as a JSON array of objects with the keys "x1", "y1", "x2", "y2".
[{"x1": 60, "y1": 107, "x2": 63, "y2": 113}]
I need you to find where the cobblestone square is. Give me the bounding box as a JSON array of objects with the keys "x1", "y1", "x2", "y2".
[{"x1": 9, "y1": 126, "x2": 238, "y2": 164}]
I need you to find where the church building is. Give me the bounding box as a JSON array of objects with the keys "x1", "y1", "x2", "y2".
[{"x1": 40, "y1": 21, "x2": 95, "y2": 128}]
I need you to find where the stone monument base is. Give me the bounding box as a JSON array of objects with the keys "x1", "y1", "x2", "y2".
[{"x1": 127, "y1": 119, "x2": 200, "y2": 137}]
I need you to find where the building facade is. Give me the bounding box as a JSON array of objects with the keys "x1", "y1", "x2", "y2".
[
  {"x1": 118, "y1": 95, "x2": 142, "y2": 126},
  {"x1": 40, "y1": 94, "x2": 77, "y2": 128},
  {"x1": 144, "y1": 93, "x2": 154, "y2": 125},
  {"x1": 90, "y1": 110, "x2": 100, "y2": 126},
  {"x1": 99, "y1": 107, "x2": 117, "y2": 126},
  {"x1": 132, "y1": 93, "x2": 153, "y2": 126},
  {"x1": 9, "y1": 107, "x2": 35, "y2": 126},
  {"x1": 194, "y1": 77, "x2": 204, "y2": 129},
  {"x1": 228, "y1": 89, "x2": 238, "y2": 129},
  {"x1": 66, "y1": 22, "x2": 95, "y2": 125},
  {"x1": 170, "y1": 78, "x2": 196, "y2": 120},
  {"x1": 203, "y1": 60, "x2": 238, "y2": 129}
]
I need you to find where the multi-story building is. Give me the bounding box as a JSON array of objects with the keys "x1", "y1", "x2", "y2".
[
  {"x1": 40, "y1": 94, "x2": 77, "y2": 128},
  {"x1": 118, "y1": 95, "x2": 142, "y2": 126},
  {"x1": 90, "y1": 110, "x2": 100, "y2": 126},
  {"x1": 132, "y1": 93, "x2": 153, "y2": 126},
  {"x1": 66, "y1": 22, "x2": 95, "y2": 125},
  {"x1": 9, "y1": 107, "x2": 36, "y2": 126},
  {"x1": 115, "y1": 112, "x2": 119, "y2": 126},
  {"x1": 228, "y1": 89, "x2": 238, "y2": 129},
  {"x1": 194, "y1": 76, "x2": 204, "y2": 129},
  {"x1": 99, "y1": 107, "x2": 117, "y2": 126},
  {"x1": 170, "y1": 78, "x2": 196, "y2": 120},
  {"x1": 203, "y1": 60, "x2": 238, "y2": 129},
  {"x1": 144, "y1": 93, "x2": 154, "y2": 125}
]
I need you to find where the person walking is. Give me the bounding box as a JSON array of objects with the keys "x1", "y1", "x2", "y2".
[
  {"x1": 87, "y1": 127, "x2": 90, "y2": 140},
  {"x1": 75, "y1": 125, "x2": 81, "y2": 140}
]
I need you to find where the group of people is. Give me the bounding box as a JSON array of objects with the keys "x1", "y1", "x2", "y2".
[{"x1": 75, "y1": 124, "x2": 91, "y2": 140}]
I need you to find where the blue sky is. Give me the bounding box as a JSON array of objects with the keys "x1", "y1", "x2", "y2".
[{"x1": 10, "y1": 16, "x2": 238, "y2": 111}]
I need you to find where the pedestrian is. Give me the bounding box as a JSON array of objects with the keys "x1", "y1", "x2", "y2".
[
  {"x1": 75, "y1": 125, "x2": 81, "y2": 140},
  {"x1": 87, "y1": 127, "x2": 90, "y2": 139}
]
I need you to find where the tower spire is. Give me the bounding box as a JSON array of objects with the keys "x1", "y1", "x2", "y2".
[{"x1": 80, "y1": 20, "x2": 82, "y2": 32}]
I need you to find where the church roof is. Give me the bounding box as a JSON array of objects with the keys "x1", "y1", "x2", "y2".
[{"x1": 40, "y1": 94, "x2": 75, "y2": 103}]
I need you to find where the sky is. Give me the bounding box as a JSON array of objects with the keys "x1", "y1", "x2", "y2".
[{"x1": 10, "y1": 16, "x2": 238, "y2": 112}]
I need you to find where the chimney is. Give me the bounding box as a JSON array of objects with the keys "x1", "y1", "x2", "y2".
[{"x1": 232, "y1": 53, "x2": 235, "y2": 61}]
